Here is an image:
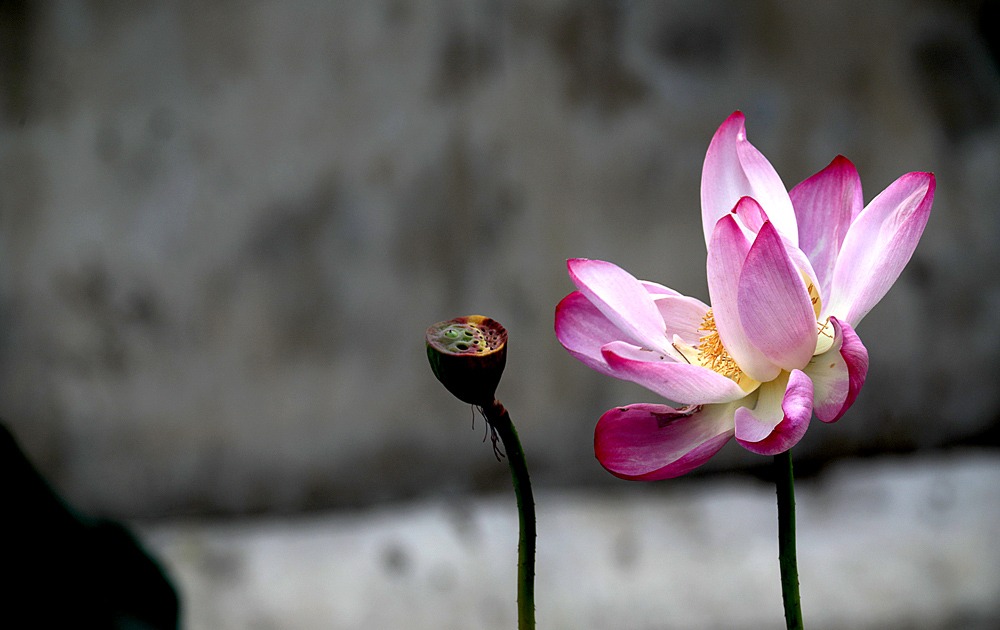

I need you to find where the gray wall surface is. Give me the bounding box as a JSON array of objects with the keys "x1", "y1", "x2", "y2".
[{"x1": 1, "y1": 0, "x2": 998, "y2": 518}]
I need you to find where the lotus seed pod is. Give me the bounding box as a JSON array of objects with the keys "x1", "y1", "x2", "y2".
[{"x1": 426, "y1": 315, "x2": 507, "y2": 406}]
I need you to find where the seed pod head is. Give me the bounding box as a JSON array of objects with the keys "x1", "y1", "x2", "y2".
[{"x1": 426, "y1": 315, "x2": 507, "y2": 406}]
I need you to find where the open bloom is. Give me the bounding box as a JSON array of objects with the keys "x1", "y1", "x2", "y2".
[{"x1": 555, "y1": 112, "x2": 934, "y2": 480}]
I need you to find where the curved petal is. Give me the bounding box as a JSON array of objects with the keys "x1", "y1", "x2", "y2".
[
  {"x1": 733, "y1": 194, "x2": 767, "y2": 234},
  {"x1": 734, "y1": 196, "x2": 821, "y2": 298},
  {"x1": 567, "y1": 259, "x2": 671, "y2": 354},
  {"x1": 738, "y1": 221, "x2": 817, "y2": 371},
  {"x1": 805, "y1": 317, "x2": 869, "y2": 423},
  {"x1": 594, "y1": 402, "x2": 738, "y2": 480},
  {"x1": 641, "y1": 280, "x2": 682, "y2": 298},
  {"x1": 805, "y1": 319, "x2": 847, "y2": 420},
  {"x1": 555, "y1": 291, "x2": 631, "y2": 377},
  {"x1": 736, "y1": 138, "x2": 798, "y2": 246},
  {"x1": 701, "y1": 112, "x2": 797, "y2": 247},
  {"x1": 654, "y1": 294, "x2": 710, "y2": 347},
  {"x1": 790, "y1": 156, "x2": 863, "y2": 300},
  {"x1": 827, "y1": 172, "x2": 935, "y2": 327},
  {"x1": 734, "y1": 369, "x2": 813, "y2": 455},
  {"x1": 706, "y1": 212, "x2": 781, "y2": 382},
  {"x1": 837, "y1": 319, "x2": 869, "y2": 418},
  {"x1": 701, "y1": 112, "x2": 750, "y2": 241},
  {"x1": 602, "y1": 341, "x2": 749, "y2": 404}
]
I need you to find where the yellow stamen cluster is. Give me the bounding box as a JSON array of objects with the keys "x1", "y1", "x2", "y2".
[
  {"x1": 807, "y1": 280, "x2": 822, "y2": 318},
  {"x1": 697, "y1": 310, "x2": 742, "y2": 381}
]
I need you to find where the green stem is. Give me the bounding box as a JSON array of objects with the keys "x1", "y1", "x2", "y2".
[
  {"x1": 775, "y1": 449, "x2": 804, "y2": 630},
  {"x1": 484, "y1": 400, "x2": 536, "y2": 630}
]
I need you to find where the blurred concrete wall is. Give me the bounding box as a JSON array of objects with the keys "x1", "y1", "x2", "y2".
[{"x1": 1, "y1": 0, "x2": 998, "y2": 517}]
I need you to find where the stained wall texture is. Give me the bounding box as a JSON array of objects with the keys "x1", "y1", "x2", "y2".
[{"x1": 1, "y1": 0, "x2": 998, "y2": 517}]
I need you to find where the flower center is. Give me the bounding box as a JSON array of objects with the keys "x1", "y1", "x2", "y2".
[{"x1": 697, "y1": 310, "x2": 742, "y2": 382}]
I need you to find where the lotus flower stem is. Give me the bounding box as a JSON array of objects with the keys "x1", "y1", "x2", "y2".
[
  {"x1": 775, "y1": 449, "x2": 804, "y2": 629},
  {"x1": 427, "y1": 316, "x2": 535, "y2": 628},
  {"x1": 482, "y1": 399, "x2": 536, "y2": 630}
]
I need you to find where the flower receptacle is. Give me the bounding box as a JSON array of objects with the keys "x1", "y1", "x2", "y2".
[{"x1": 426, "y1": 315, "x2": 507, "y2": 406}]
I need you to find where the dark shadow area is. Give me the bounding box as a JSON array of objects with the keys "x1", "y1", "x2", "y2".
[{"x1": 3, "y1": 422, "x2": 179, "y2": 629}]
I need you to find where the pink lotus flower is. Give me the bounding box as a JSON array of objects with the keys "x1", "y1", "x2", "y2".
[{"x1": 555, "y1": 112, "x2": 934, "y2": 480}]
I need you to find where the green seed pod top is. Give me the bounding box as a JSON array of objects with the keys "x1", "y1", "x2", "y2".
[{"x1": 426, "y1": 315, "x2": 507, "y2": 406}]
